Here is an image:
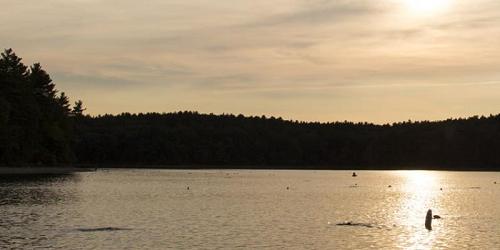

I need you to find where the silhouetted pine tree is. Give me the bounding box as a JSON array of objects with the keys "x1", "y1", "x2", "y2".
[{"x1": 72, "y1": 100, "x2": 86, "y2": 117}]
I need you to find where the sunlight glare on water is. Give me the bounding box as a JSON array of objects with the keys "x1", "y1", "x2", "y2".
[{"x1": 394, "y1": 171, "x2": 441, "y2": 249}]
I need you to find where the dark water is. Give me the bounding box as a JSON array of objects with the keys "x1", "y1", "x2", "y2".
[{"x1": 0, "y1": 170, "x2": 499, "y2": 249}]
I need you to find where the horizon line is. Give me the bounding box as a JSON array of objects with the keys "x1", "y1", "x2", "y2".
[{"x1": 85, "y1": 110, "x2": 500, "y2": 125}]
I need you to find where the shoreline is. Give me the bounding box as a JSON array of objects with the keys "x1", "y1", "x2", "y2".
[
  {"x1": 2, "y1": 166, "x2": 498, "y2": 174},
  {"x1": 0, "y1": 167, "x2": 96, "y2": 175},
  {"x1": 75, "y1": 164, "x2": 500, "y2": 172}
]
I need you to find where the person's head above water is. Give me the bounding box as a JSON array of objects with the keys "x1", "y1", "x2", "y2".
[{"x1": 425, "y1": 209, "x2": 433, "y2": 230}]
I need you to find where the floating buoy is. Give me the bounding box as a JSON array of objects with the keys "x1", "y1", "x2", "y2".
[{"x1": 425, "y1": 209, "x2": 433, "y2": 230}]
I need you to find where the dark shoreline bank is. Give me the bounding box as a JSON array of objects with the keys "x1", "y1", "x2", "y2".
[
  {"x1": 0, "y1": 167, "x2": 96, "y2": 175},
  {"x1": 74, "y1": 164, "x2": 500, "y2": 172},
  {"x1": 1, "y1": 165, "x2": 498, "y2": 175}
]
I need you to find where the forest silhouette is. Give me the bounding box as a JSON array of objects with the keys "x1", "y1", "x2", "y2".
[
  {"x1": 0, "y1": 49, "x2": 83, "y2": 166},
  {"x1": 1, "y1": 49, "x2": 500, "y2": 170}
]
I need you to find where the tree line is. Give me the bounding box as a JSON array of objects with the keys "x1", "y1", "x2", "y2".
[
  {"x1": 1, "y1": 49, "x2": 499, "y2": 170},
  {"x1": 74, "y1": 112, "x2": 500, "y2": 170}
]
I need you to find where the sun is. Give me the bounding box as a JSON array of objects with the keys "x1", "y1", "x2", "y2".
[{"x1": 402, "y1": 0, "x2": 451, "y2": 15}]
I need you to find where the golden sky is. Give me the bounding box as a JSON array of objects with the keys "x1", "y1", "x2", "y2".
[{"x1": 2, "y1": 0, "x2": 500, "y2": 123}]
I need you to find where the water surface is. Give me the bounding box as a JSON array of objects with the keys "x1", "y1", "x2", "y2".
[{"x1": 0, "y1": 170, "x2": 498, "y2": 249}]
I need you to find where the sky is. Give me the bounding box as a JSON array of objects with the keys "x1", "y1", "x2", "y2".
[{"x1": 2, "y1": 0, "x2": 500, "y2": 123}]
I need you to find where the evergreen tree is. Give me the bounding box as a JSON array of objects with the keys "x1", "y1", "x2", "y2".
[
  {"x1": 58, "y1": 92, "x2": 71, "y2": 115},
  {"x1": 72, "y1": 100, "x2": 86, "y2": 116},
  {"x1": 0, "y1": 48, "x2": 28, "y2": 78},
  {"x1": 30, "y1": 63, "x2": 56, "y2": 99}
]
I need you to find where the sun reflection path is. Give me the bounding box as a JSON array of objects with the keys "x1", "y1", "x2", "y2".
[{"x1": 394, "y1": 171, "x2": 445, "y2": 249}]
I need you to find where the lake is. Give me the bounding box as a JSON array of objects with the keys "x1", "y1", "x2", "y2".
[{"x1": 0, "y1": 169, "x2": 499, "y2": 249}]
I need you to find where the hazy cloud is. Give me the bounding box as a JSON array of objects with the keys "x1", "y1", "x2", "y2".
[{"x1": 2, "y1": 0, "x2": 500, "y2": 122}]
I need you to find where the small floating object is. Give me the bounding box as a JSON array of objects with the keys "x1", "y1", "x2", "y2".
[
  {"x1": 338, "y1": 221, "x2": 353, "y2": 226},
  {"x1": 425, "y1": 209, "x2": 433, "y2": 230},
  {"x1": 187, "y1": 186, "x2": 190, "y2": 190},
  {"x1": 495, "y1": 181, "x2": 497, "y2": 184},
  {"x1": 77, "y1": 227, "x2": 131, "y2": 232},
  {"x1": 352, "y1": 172, "x2": 357, "y2": 177},
  {"x1": 440, "y1": 188, "x2": 443, "y2": 191},
  {"x1": 286, "y1": 186, "x2": 289, "y2": 190},
  {"x1": 433, "y1": 215, "x2": 441, "y2": 219},
  {"x1": 388, "y1": 185, "x2": 392, "y2": 188},
  {"x1": 336, "y1": 221, "x2": 374, "y2": 228}
]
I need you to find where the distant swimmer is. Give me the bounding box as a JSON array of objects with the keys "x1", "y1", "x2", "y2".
[
  {"x1": 433, "y1": 215, "x2": 441, "y2": 219},
  {"x1": 425, "y1": 209, "x2": 433, "y2": 230},
  {"x1": 388, "y1": 185, "x2": 392, "y2": 188},
  {"x1": 352, "y1": 172, "x2": 357, "y2": 177},
  {"x1": 187, "y1": 186, "x2": 190, "y2": 190}
]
